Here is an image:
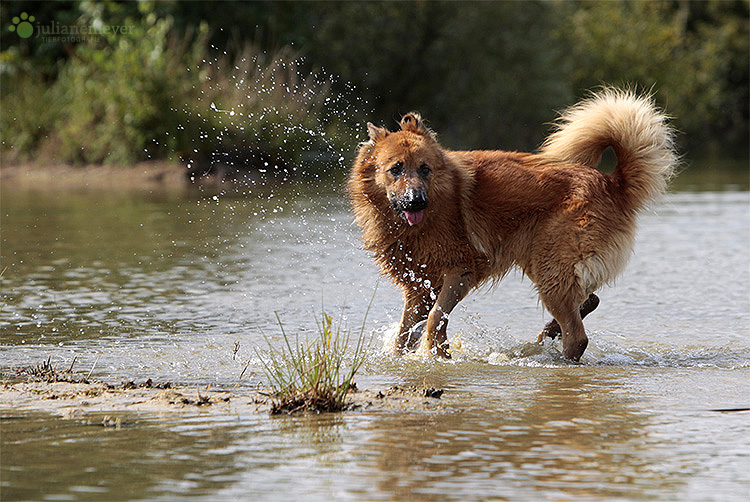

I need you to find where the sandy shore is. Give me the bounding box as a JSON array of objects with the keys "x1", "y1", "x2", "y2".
[
  {"x1": 0, "y1": 162, "x2": 188, "y2": 191},
  {"x1": 1, "y1": 377, "x2": 451, "y2": 422}
]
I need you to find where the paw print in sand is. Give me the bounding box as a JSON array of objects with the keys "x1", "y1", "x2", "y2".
[{"x1": 10, "y1": 12, "x2": 35, "y2": 39}]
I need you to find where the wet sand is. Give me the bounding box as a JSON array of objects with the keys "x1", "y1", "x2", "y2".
[
  {"x1": 1, "y1": 377, "x2": 451, "y2": 421},
  {"x1": 0, "y1": 162, "x2": 187, "y2": 191}
]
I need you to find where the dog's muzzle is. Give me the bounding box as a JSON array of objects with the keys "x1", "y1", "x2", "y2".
[{"x1": 393, "y1": 189, "x2": 428, "y2": 226}]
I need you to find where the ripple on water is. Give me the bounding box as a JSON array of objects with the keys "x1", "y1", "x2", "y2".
[
  {"x1": 372, "y1": 321, "x2": 750, "y2": 371},
  {"x1": 482, "y1": 335, "x2": 750, "y2": 369}
]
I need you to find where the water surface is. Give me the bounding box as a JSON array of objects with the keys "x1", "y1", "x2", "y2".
[{"x1": 1, "y1": 168, "x2": 749, "y2": 501}]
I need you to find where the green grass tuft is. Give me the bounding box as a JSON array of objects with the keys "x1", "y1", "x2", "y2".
[{"x1": 256, "y1": 293, "x2": 375, "y2": 414}]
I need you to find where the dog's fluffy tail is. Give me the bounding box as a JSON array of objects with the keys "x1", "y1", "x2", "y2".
[{"x1": 540, "y1": 88, "x2": 678, "y2": 211}]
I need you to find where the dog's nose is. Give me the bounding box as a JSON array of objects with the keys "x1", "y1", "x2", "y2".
[{"x1": 404, "y1": 189, "x2": 428, "y2": 210}]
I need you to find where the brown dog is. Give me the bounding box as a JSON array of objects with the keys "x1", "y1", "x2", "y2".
[{"x1": 348, "y1": 89, "x2": 677, "y2": 361}]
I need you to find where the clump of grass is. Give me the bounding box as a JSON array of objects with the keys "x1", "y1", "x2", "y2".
[
  {"x1": 15, "y1": 355, "x2": 88, "y2": 383},
  {"x1": 257, "y1": 296, "x2": 374, "y2": 415}
]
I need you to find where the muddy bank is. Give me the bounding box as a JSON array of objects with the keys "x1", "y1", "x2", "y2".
[
  {"x1": 0, "y1": 161, "x2": 299, "y2": 192},
  {"x1": 0, "y1": 162, "x2": 188, "y2": 191},
  {"x1": 1, "y1": 378, "x2": 452, "y2": 422}
]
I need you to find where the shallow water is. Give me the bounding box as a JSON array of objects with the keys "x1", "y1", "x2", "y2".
[{"x1": 1, "y1": 169, "x2": 749, "y2": 501}]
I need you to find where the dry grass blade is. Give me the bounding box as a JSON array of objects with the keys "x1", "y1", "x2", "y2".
[{"x1": 15, "y1": 355, "x2": 90, "y2": 383}]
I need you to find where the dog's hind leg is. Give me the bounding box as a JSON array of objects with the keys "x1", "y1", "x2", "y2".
[
  {"x1": 395, "y1": 291, "x2": 433, "y2": 354},
  {"x1": 539, "y1": 289, "x2": 590, "y2": 361},
  {"x1": 537, "y1": 293, "x2": 600, "y2": 342},
  {"x1": 559, "y1": 310, "x2": 589, "y2": 362}
]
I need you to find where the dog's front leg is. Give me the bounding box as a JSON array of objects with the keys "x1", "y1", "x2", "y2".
[
  {"x1": 418, "y1": 271, "x2": 473, "y2": 358},
  {"x1": 394, "y1": 291, "x2": 433, "y2": 354}
]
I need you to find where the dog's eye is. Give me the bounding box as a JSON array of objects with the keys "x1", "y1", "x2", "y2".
[
  {"x1": 388, "y1": 162, "x2": 403, "y2": 177},
  {"x1": 419, "y1": 164, "x2": 431, "y2": 176}
]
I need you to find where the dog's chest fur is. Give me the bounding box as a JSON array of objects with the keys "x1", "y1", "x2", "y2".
[{"x1": 362, "y1": 202, "x2": 490, "y2": 293}]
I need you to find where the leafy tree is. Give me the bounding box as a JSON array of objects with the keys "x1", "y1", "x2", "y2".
[
  {"x1": 558, "y1": 0, "x2": 748, "y2": 154},
  {"x1": 1, "y1": 0, "x2": 747, "y2": 166}
]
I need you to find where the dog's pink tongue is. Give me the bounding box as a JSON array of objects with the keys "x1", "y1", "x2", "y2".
[{"x1": 403, "y1": 210, "x2": 424, "y2": 226}]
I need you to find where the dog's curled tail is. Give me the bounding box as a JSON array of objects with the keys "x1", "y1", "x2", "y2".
[{"x1": 540, "y1": 88, "x2": 678, "y2": 211}]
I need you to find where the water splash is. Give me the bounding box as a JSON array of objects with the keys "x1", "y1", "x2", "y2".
[
  {"x1": 177, "y1": 44, "x2": 370, "y2": 186},
  {"x1": 369, "y1": 317, "x2": 750, "y2": 370},
  {"x1": 481, "y1": 333, "x2": 750, "y2": 369}
]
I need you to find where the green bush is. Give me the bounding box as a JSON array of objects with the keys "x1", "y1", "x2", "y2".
[
  {"x1": 558, "y1": 0, "x2": 749, "y2": 154},
  {"x1": 1, "y1": 0, "x2": 746, "y2": 166},
  {"x1": 0, "y1": 73, "x2": 62, "y2": 162},
  {"x1": 1, "y1": 5, "x2": 349, "y2": 169},
  {"x1": 52, "y1": 15, "x2": 187, "y2": 164}
]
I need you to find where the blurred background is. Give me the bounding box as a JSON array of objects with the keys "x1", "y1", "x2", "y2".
[{"x1": 1, "y1": 0, "x2": 748, "y2": 174}]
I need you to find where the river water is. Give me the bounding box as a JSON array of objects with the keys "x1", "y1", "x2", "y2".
[{"x1": 1, "y1": 167, "x2": 749, "y2": 501}]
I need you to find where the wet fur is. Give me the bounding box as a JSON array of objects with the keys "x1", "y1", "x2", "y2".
[{"x1": 348, "y1": 88, "x2": 677, "y2": 361}]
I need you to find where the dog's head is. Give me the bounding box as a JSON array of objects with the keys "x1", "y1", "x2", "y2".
[{"x1": 361, "y1": 112, "x2": 445, "y2": 227}]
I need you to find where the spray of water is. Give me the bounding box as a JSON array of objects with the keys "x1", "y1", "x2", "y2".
[{"x1": 173, "y1": 44, "x2": 369, "y2": 187}]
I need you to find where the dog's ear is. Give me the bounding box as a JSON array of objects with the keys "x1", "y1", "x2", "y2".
[
  {"x1": 367, "y1": 122, "x2": 390, "y2": 144},
  {"x1": 400, "y1": 112, "x2": 437, "y2": 140}
]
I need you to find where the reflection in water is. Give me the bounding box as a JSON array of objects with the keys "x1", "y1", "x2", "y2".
[
  {"x1": 7, "y1": 365, "x2": 746, "y2": 501},
  {"x1": 363, "y1": 369, "x2": 672, "y2": 502},
  {"x1": 1, "y1": 180, "x2": 749, "y2": 501},
  {"x1": 1, "y1": 413, "x2": 245, "y2": 501},
  {"x1": 1, "y1": 411, "x2": 350, "y2": 502}
]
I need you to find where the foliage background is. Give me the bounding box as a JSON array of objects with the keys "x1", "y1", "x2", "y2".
[{"x1": 1, "y1": 0, "x2": 747, "y2": 169}]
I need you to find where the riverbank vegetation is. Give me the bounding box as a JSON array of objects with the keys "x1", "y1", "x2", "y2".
[{"x1": 1, "y1": 1, "x2": 747, "y2": 173}]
